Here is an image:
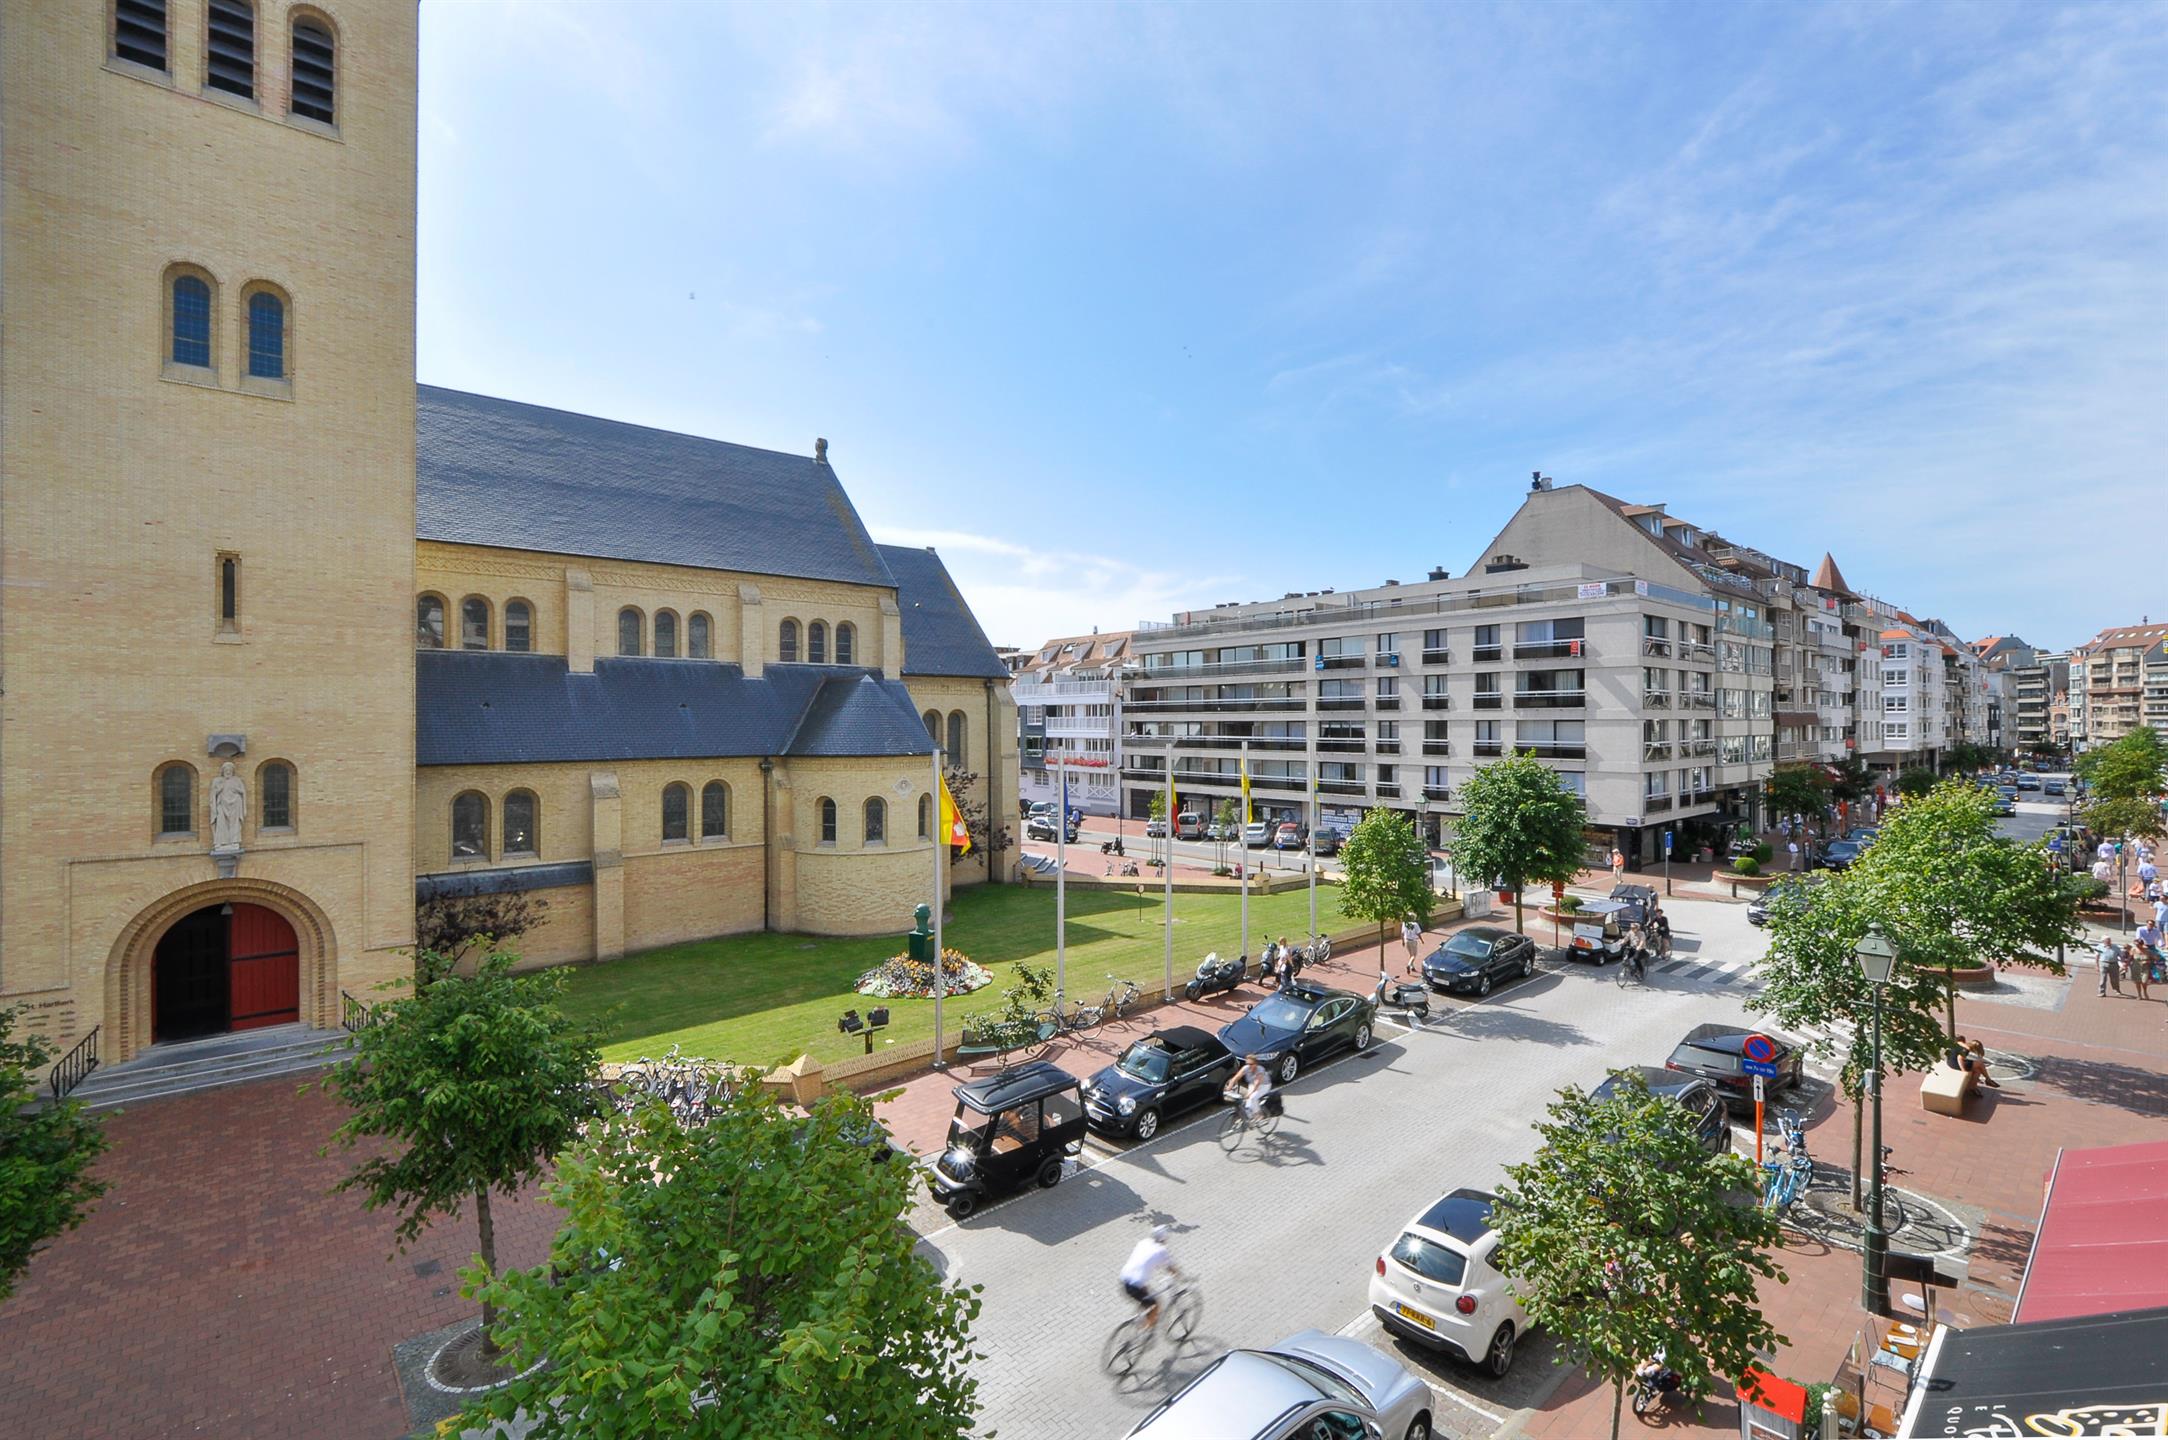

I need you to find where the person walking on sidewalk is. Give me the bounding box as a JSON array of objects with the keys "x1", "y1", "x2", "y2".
[
  {"x1": 1401, "y1": 917, "x2": 1423, "y2": 974},
  {"x1": 2098, "y1": 937, "x2": 2124, "y2": 996},
  {"x1": 1787, "y1": 839, "x2": 1801, "y2": 871},
  {"x1": 2130, "y1": 944, "x2": 2153, "y2": 1001},
  {"x1": 1610, "y1": 848, "x2": 1625, "y2": 884}
]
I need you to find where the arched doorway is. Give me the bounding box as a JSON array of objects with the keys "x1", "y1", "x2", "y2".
[{"x1": 152, "y1": 902, "x2": 301, "y2": 1043}]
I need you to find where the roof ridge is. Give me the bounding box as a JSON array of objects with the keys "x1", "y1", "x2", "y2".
[{"x1": 417, "y1": 383, "x2": 820, "y2": 467}]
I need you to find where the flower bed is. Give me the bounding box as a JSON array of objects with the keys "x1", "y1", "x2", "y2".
[{"x1": 853, "y1": 948, "x2": 992, "y2": 999}]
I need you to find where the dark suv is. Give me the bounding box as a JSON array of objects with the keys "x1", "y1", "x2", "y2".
[
  {"x1": 1592, "y1": 1066, "x2": 1732, "y2": 1157},
  {"x1": 1665, "y1": 1024, "x2": 1802, "y2": 1112}
]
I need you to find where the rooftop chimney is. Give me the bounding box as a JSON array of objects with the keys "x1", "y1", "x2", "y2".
[
  {"x1": 1428, "y1": 566, "x2": 1450, "y2": 581},
  {"x1": 814, "y1": 438, "x2": 829, "y2": 463}
]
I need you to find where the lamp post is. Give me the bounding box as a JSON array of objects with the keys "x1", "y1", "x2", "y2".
[{"x1": 1855, "y1": 924, "x2": 1898, "y2": 1317}]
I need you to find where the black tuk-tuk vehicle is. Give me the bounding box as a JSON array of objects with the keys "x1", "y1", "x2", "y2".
[{"x1": 929, "y1": 1061, "x2": 1087, "y2": 1219}]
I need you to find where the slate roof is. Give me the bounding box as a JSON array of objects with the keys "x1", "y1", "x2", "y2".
[
  {"x1": 415, "y1": 386, "x2": 893, "y2": 590},
  {"x1": 878, "y1": 544, "x2": 1010, "y2": 679},
  {"x1": 416, "y1": 652, "x2": 934, "y2": 766}
]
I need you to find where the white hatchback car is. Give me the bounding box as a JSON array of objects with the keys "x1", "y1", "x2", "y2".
[{"x1": 1367, "y1": 1187, "x2": 1526, "y2": 1378}]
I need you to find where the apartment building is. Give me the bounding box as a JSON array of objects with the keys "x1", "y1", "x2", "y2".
[
  {"x1": 2072, "y1": 623, "x2": 2168, "y2": 752},
  {"x1": 1014, "y1": 631, "x2": 1135, "y2": 815}
]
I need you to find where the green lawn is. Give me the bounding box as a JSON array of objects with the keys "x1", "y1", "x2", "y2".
[{"x1": 557, "y1": 882, "x2": 1346, "y2": 1068}]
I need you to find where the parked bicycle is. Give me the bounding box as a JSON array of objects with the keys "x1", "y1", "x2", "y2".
[
  {"x1": 1761, "y1": 1109, "x2": 1815, "y2": 1212},
  {"x1": 1041, "y1": 976, "x2": 1143, "y2": 1035},
  {"x1": 612, "y1": 1044, "x2": 733, "y2": 1124},
  {"x1": 1101, "y1": 1277, "x2": 1203, "y2": 1377},
  {"x1": 1868, "y1": 1145, "x2": 1910, "y2": 1234}
]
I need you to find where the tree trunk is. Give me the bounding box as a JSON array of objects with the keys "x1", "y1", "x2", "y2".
[
  {"x1": 1610, "y1": 1376, "x2": 1625, "y2": 1440},
  {"x1": 1944, "y1": 966, "x2": 1958, "y2": 1041},
  {"x1": 475, "y1": 1184, "x2": 499, "y2": 1358},
  {"x1": 1513, "y1": 890, "x2": 1525, "y2": 935}
]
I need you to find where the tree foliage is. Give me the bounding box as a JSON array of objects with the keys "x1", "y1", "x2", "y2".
[
  {"x1": 944, "y1": 766, "x2": 1011, "y2": 862},
  {"x1": 1338, "y1": 809, "x2": 1432, "y2": 958},
  {"x1": 1942, "y1": 741, "x2": 1996, "y2": 777},
  {"x1": 454, "y1": 1086, "x2": 983, "y2": 1440},
  {"x1": 1893, "y1": 767, "x2": 1938, "y2": 799},
  {"x1": 2084, "y1": 794, "x2": 2166, "y2": 846},
  {"x1": 415, "y1": 890, "x2": 550, "y2": 960},
  {"x1": 1447, "y1": 753, "x2": 1588, "y2": 933},
  {"x1": 2076, "y1": 727, "x2": 2166, "y2": 801},
  {"x1": 1492, "y1": 1074, "x2": 1786, "y2": 1440},
  {"x1": 0, "y1": 1009, "x2": 109, "y2": 1304},
  {"x1": 1764, "y1": 765, "x2": 1831, "y2": 833},
  {"x1": 320, "y1": 947, "x2": 601, "y2": 1346},
  {"x1": 1828, "y1": 756, "x2": 1874, "y2": 806}
]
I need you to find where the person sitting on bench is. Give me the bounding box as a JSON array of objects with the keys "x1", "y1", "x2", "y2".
[{"x1": 1945, "y1": 1036, "x2": 2000, "y2": 1089}]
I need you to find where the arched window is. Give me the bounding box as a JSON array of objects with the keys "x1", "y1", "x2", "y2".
[
  {"x1": 258, "y1": 760, "x2": 294, "y2": 831},
  {"x1": 817, "y1": 797, "x2": 837, "y2": 845},
  {"x1": 864, "y1": 797, "x2": 886, "y2": 846},
  {"x1": 171, "y1": 272, "x2": 212, "y2": 367},
  {"x1": 245, "y1": 289, "x2": 285, "y2": 379},
  {"x1": 451, "y1": 791, "x2": 489, "y2": 860},
  {"x1": 416, "y1": 594, "x2": 446, "y2": 648},
  {"x1": 157, "y1": 762, "x2": 196, "y2": 837},
  {"x1": 688, "y1": 612, "x2": 712, "y2": 659},
  {"x1": 779, "y1": 619, "x2": 800, "y2": 663},
  {"x1": 923, "y1": 710, "x2": 940, "y2": 742},
  {"x1": 503, "y1": 789, "x2": 538, "y2": 856},
  {"x1": 618, "y1": 607, "x2": 644, "y2": 657},
  {"x1": 918, "y1": 793, "x2": 934, "y2": 840},
  {"x1": 808, "y1": 621, "x2": 828, "y2": 664},
  {"x1": 653, "y1": 610, "x2": 678, "y2": 659},
  {"x1": 504, "y1": 600, "x2": 533, "y2": 653},
  {"x1": 114, "y1": 0, "x2": 169, "y2": 71},
  {"x1": 836, "y1": 622, "x2": 856, "y2": 665},
  {"x1": 205, "y1": 0, "x2": 255, "y2": 100},
  {"x1": 662, "y1": 783, "x2": 690, "y2": 842},
  {"x1": 947, "y1": 711, "x2": 968, "y2": 768},
  {"x1": 289, "y1": 13, "x2": 336, "y2": 124},
  {"x1": 701, "y1": 781, "x2": 728, "y2": 839},
  {"x1": 460, "y1": 596, "x2": 490, "y2": 650}
]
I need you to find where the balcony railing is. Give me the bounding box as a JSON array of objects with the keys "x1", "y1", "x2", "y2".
[
  {"x1": 1642, "y1": 637, "x2": 1672, "y2": 658},
  {"x1": 1421, "y1": 649, "x2": 1450, "y2": 665},
  {"x1": 1472, "y1": 645, "x2": 1503, "y2": 663},
  {"x1": 1678, "y1": 641, "x2": 1717, "y2": 663},
  {"x1": 1373, "y1": 696, "x2": 1402, "y2": 710},
  {"x1": 1519, "y1": 742, "x2": 1586, "y2": 759},
  {"x1": 1421, "y1": 695, "x2": 1453, "y2": 711},
  {"x1": 1679, "y1": 692, "x2": 1715, "y2": 709},
  {"x1": 1423, "y1": 786, "x2": 1452, "y2": 802},
  {"x1": 1473, "y1": 694, "x2": 1503, "y2": 710},
  {"x1": 1126, "y1": 698, "x2": 1306, "y2": 713},
  {"x1": 1146, "y1": 735, "x2": 1308, "y2": 752},
  {"x1": 1375, "y1": 784, "x2": 1401, "y2": 798},
  {"x1": 1513, "y1": 640, "x2": 1585, "y2": 660},
  {"x1": 1375, "y1": 741, "x2": 1400, "y2": 755},
  {"x1": 1134, "y1": 657, "x2": 1307, "y2": 681},
  {"x1": 1316, "y1": 655, "x2": 1367, "y2": 671},
  {"x1": 1644, "y1": 794, "x2": 1674, "y2": 813},
  {"x1": 1317, "y1": 697, "x2": 1365, "y2": 712},
  {"x1": 1642, "y1": 690, "x2": 1671, "y2": 708},
  {"x1": 1473, "y1": 741, "x2": 1503, "y2": 757},
  {"x1": 1514, "y1": 691, "x2": 1587, "y2": 708},
  {"x1": 1422, "y1": 741, "x2": 1451, "y2": 756},
  {"x1": 1318, "y1": 780, "x2": 1366, "y2": 796},
  {"x1": 1317, "y1": 738, "x2": 1367, "y2": 753},
  {"x1": 1644, "y1": 742, "x2": 1673, "y2": 761}
]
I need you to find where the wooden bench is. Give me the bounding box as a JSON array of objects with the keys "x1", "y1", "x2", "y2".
[{"x1": 1920, "y1": 1063, "x2": 1980, "y2": 1115}]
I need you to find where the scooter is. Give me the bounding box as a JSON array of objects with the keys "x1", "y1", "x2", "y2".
[
  {"x1": 1100, "y1": 837, "x2": 1126, "y2": 856},
  {"x1": 1373, "y1": 969, "x2": 1431, "y2": 1023},
  {"x1": 1629, "y1": 1367, "x2": 1683, "y2": 1415},
  {"x1": 1184, "y1": 951, "x2": 1248, "y2": 1001}
]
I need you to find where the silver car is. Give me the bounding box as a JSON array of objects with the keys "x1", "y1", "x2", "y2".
[{"x1": 1126, "y1": 1329, "x2": 1433, "y2": 1440}]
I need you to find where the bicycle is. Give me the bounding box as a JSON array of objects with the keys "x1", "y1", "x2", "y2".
[
  {"x1": 1217, "y1": 1089, "x2": 1283, "y2": 1153},
  {"x1": 1615, "y1": 950, "x2": 1648, "y2": 986},
  {"x1": 1868, "y1": 1145, "x2": 1910, "y2": 1234},
  {"x1": 1101, "y1": 1278, "x2": 1203, "y2": 1376},
  {"x1": 1762, "y1": 1110, "x2": 1815, "y2": 1212},
  {"x1": 1040, "y1": 993, "x2": 1105, "y2": 1035},
  {"x1": 1102, "y1": 976, "x2": 1142, "y2": 1019}
]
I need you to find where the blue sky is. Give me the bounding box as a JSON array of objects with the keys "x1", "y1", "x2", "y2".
[{"x1": 417, "y1": 1, "x2": 2167, "y2": 652}]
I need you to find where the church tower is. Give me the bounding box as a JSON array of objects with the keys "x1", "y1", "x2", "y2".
[{"x1": 0, "y1": 1, "x2": 420, "y2": 1060}]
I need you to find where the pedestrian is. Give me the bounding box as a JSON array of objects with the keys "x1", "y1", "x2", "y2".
[
  {"x1": 2130, "y1": 945, "x2": 2153, "y2": 1001},
  {"x1": 1610, "y1": 848, "x2": 1625, "y2": 884},
  {"x1": 1787, "y1": 839, "x2": 1801, "y2": 872},
  {"x1": 1652, "y1": 905, "x2": 1673, "y2": 960},
  {"x1": 1400, "y1": 916, "x2": 1422, "y2": 975},
  {"x1": 2098, "y1": 938, "x2": 2123, "y2": 996},
  {"x1": 1273, "y1": 943, "x2": 1292, "y2": 991},
  {"x1": 2153, "y1": 893, "x2": 2167, "y2": 932}
]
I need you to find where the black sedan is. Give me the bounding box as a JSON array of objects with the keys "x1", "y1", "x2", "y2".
[
  {"x1": 1217, "y1": 981, "x2": 1378, "y2": 1085},
  {"x1": 1746, "y1": 874, "x2": 1821, "y2": 927},
  {"x1": 1818, "y1": 839, "x2": 1865, "y2": 870},
  {"x1": 1420, "y1": 926, "x2": 1537, "y2": 997},
  {"x1": 1592, "y1": 1066, "x2": 1732, "y2": 1157},
  {"x1": 1082, "y1": 1026, "x2": 1239, "y2": 1141},
  {"x1": 1665, "y1": 1024, "x2": 1803, "y2": 1112}
]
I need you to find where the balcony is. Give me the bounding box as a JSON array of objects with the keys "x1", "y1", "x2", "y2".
[
  {"x1": 1375, "y1": 741, "x2": 1400, "y2": 755},
  {"x1": 1421, "y1": 741, "x2": 1451, "y2": 756},
  {"x1": 1644, "y1": 795, "x2": 1674, "y2": 813},
  {"x1": 1135, "y1": 657, "x2": 1305, "y2": 681},
  {"x1": 1373, "y1": 696, "x2": 1402, "y2": 711},
  {"x1": 1513, "y1": 640, "x2": 1585, "y2": 660},
  {"x1": 1472, "y1": 645, "x2": 1502, "y2": 663},
  {"x1": 1678, "y1": 641, "x2": 1717, "y2": 664},
  {"x1": 1318, "y1": 780, "x2": 1366, "y2": 797},
  {"x1": 1717, "y1": 615, "x2": 1774, "y2": 641},
  {"x1": 1317, "y1": 697, "x2": 1366, "y2": 712},
  {"x1": 1316, "y1": 655, "x2": 1367, "y2": 671},
  {"x1": 1375, "y1": 784, "x2": 1401, "y2": 798},
  {"x1": 1159, "y1": 735, "x2": 1309, "y2": 752},
  {"x1": 1317, "y1": 738, "x2": 1367, "y2": 753},
  {"x1": 1643, "y1": 742, "x2": 1673, "y2": 761},
  {"x1": 1472, "y1": 741, "x2": 1503, "y2": 757},
  {"x1": 1679, "y1": 692, "x2": 1716, "y2": 710},
  {"x1": 1126, "y1": 698, "x2": 1307, "y2": 713},
  {"x1": 1421, "y1": 695, "x2": 1453, "y2": 711},
  {"x1": 1473, "y1": 694, "x2": 1503, "y2": 711},
  {"x1": 1683, "y1": 739, "x2": 1717, "y2": 757},
  {"x1": 1642, "y1": 637, "x2": 1672, "y2": 658},
  {"x1": 1642, "y1": 690, "x2": 1672, "y2": 709},
  {"x1": 1514, "y1": 691, "x2": 1587, "y2": 709},
  {"x1": 1423, "y1": 786, "x2": 1452, "y2": 802},
  {"x1": 1519, "y1": 742, "x2": 1586, "y2": 759},
  {"x1": 1421, "y1": 648, "x2": 1450, "y2": 665}
]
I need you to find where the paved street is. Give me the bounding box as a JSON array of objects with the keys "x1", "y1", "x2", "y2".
[{"x1": 925, "y1": 886, "x2": 1780, "y2": 1440}]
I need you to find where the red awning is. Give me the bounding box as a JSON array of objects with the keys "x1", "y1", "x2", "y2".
[{"x1": 2013, "y1": 1139, "x2": 2168, "y2": 1324}]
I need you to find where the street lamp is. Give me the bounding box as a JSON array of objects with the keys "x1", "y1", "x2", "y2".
[{"x1": 1855, "y1": 924, "x2": 1899, "y2": 1317}]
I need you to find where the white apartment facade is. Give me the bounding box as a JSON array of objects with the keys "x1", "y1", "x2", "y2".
[{"x1": 1013, "y1": 631, "x2": 1135, "y2": 815}]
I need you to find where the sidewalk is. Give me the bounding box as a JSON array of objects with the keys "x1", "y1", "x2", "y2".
[{"x1": 1515, "y1": 941, "x2": 2168, "y2": 1440}]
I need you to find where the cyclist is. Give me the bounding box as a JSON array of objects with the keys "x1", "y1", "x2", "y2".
[
  {"x1": 1120, "y1": 1225, "x2": 1180, "y2": 1331},
  {"x1": 1624, "y1": 922, "x2": 1649, "y2": 982},
  {"x1": 1650, "y1": 905, "x2": 1673, "y2": 961},
  {"x1": 1233, "y1": 1053, "x2": 1273, "y2": 1123}
]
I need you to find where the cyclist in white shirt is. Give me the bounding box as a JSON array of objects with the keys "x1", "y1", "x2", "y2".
[
  {"x1": 1233, "y1": 1053, "x2": 1273, "y2": 1122},
  {"x1": 1120, "y1": 1225, "x2": 1179, "y2": 1330}
]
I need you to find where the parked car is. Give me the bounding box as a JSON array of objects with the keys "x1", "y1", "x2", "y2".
[
  {"x1": 1216, "y1": 979, "x2": 1378, "y2": 1085},
  {"x1": 1128, "y1": 1330, "x2": 1433, "y2": 1440},
  {"x1": 1175, "y1": 811, "x2": 1206, "y2": 841},
  {"x1": 1665, "y1": 1023, "x2": 1802, "y2": 1112},
  {"x1": 1274, "y1": 821, "x2": 1305, "y2": 850},
  {"x1": 1817, "y1": 839, "x2": 1865, "y2": 871},
  {"x1": 1082, "y1": 1026, "x2": 1239, "y2": 1142},
  {"x1": 1368, "y1": 1187, "x2": 1526, "y2": 1378},
  {"x1": 2044, "y1": 779, "x2": 2066, "y2": 796},
  {"x1": 1562, "y1": 897, "x2": 1632, "y2": 963},
  {"x1": 1309, "y1": 828, "x2": 1343, "y2": 857},
  {"x1": 927, "y1": 1062, "x2": 1087, "y2": 1219},
  {"x1": 1991, "y1": 794, "x2": 2016, "y2": 817},
  {"x1": 1746, "y1": 874, "x2": 1820, "y2": 927},
  {"x1": 1243, "y1": 820, "x2": 1272, "y2": 848},
  {"x1": 1145, "y1": 817, "x2": 1168, "y2": 838},
  {"x1": 1843, "y1": 826, "x2": 1879, "y2": 846},
  {"x1": 1420, "y1": 926, "x2": 1537, "y2": 997},
  {"x1": 1591, "y1": 1066, "x2": 1732, "y2": 1157},
  {"x1": 1024, "y1": 813, "x2": 1077, "y2": 843},
  {"x1": 2017, "y1": 775, "x2": 2042, "y2": 791}
]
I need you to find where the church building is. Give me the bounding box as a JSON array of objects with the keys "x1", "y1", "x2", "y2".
[{"x1": 0, "y1": 1, "x2": 1017, "y2": 1070}]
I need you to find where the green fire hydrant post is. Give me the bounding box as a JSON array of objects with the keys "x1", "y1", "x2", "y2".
[{"x1": 907, "y1": 902, "x2": 933, "y2": 962}]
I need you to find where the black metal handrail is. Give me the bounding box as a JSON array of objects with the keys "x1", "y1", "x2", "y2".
[
  {"x1": 49, "y1": 1026, "x2": 99, "y2": 1100},
  {"x1": 340, "y1": 989, "x2": 379, "y2": 1034}
]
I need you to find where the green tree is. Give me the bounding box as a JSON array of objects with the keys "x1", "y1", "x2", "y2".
[
  {"x1": 1845, "y1": 781, "x2": 2078, "y2": 1039},
  {"x1": 2077, "y1": 729, "x2": 2167, "y2": 801},
  {"x1": 415, "y1": 889, "x2": 550, "y2": 961},
  {"x1": 2084, "y1": 794, "x2": 2167, "y2": 846},
  {"x1": 1338, "y1": 809, "x2": 1433, "y2": 959},
  {"x1": 320, "y1": 947, "x2": 601, "y2": 1352},
  {"x1": 1764, "y1": 764, "x2": 1832, "y2": 837},
  {"x1": 1893, "y1": 766, "x2": 1938, "y2": 799},
  {"x1": 1492, "y1": 1074, "x2": 1786, "y2": 1440},
  {"x1": 1829, "y1": 756, "x2": 1874, "y2": 807},
  {"x1": 1942, "y1": 741, "x2": 1995, "y2": 777},
  {"x1": 1447, "y1": 753, "x2": 1588, "y2": 933},
  {"x1": 0, "y1": 1009, "x2": 109, "y2": 1304},
  {"x1": 1215, "y1": 797, "x2": 1241, "y2": 870},
  {"x1": 455, "y1": 1086, "x2": 983, "y2": 1439}
]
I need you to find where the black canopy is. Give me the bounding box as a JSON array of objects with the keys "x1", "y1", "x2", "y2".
[{"x1": 1899, "y1": 1305, "x2": 2168, "y2": 1436}]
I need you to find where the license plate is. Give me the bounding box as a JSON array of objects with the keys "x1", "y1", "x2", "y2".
[{"x1": 1394, "y1": 1303, "x2": 1435, "y2": 1331}]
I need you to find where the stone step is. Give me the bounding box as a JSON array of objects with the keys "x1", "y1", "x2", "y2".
[{"x1": 71, "y1": 1029, "x2": 352, "y2": 1110}]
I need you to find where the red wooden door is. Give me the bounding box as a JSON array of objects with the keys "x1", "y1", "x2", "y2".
[{"x1": 227, "y1": 903, "x2": 300, "y2": 1030}]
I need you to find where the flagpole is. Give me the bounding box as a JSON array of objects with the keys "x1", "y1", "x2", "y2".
[
  {"x1": 1163, "y1": 762, "x2": 1176, "y2": 1002},
  {"x1": 1054, "y1": 759, "x2": 1068, "y2": 1010},
  {"x1": 1308, "y1": 775, "x2": 1319, "y2": 941},
  {"x1": 1240, "y1": 740, "x2": 1251, "y2": 965},
  {"x1": 932, "y1": 744, "x2": 946, "y2": 1069}
]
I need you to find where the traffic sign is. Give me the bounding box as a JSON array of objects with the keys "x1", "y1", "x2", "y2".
[
  {"x1": 1753, "y1": 1074, "x2": 1766, "y2": 1102},
  {"x1": 1742, "y1": 1058, "x2": 1781, "y2": 1079},
  {"x1": 1663, "y1": 832, "x2": 1674, "y2": 855},
  {"x1": 1742, "y1": 1032, "x2": 1779, "y2": 1063}
]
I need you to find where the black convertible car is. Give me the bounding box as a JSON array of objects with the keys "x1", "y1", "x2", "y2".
[
  {"x1": 1421, "y1": 926, "x2": 1538, "y2": 996},
  {"x1": 1217, "y1": 981, "x2": 1378, "y2": 1085},
  {"x1": 1082, "y1": 1026, "x2": 1239, "y2": 1141}
]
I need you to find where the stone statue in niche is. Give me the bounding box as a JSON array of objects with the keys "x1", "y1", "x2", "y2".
[{"x1": 211, "y1": 761, "x2": 246, "y2": 851}]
